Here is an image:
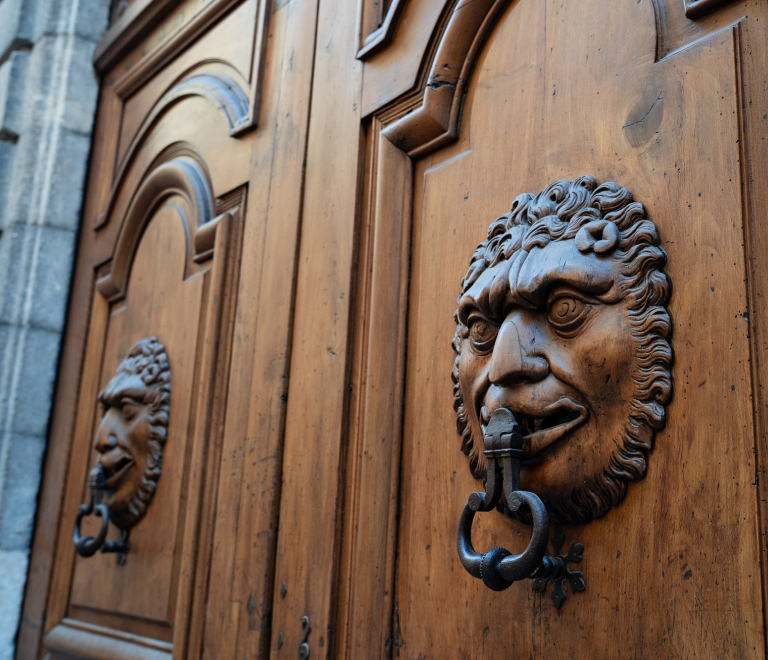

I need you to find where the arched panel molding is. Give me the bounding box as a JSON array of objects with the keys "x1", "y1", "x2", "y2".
[
  {"x1": 382, "y1": 0, "x2": 510, "y2": 157},
  {"x1": 96, "y1": 154, "x2": 222, "y2": 302},
  {"x1": 94, "y1": 68, "x2": 249, "y2": 231}
]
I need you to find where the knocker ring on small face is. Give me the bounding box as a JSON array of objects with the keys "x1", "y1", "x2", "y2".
[
  {"x1": 73, "y1": 463, "x2": 130, "y2": 564},
  {"x1": 72, "y1": 337, "x2": 171, "y2": 565}
]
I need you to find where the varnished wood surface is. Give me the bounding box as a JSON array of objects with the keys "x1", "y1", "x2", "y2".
[
  {"x1": 344, "y1": 0, "x2": 768, "y2": 657},
  {"x1": 265, "y1": 0, "x2": 363, "y2": 657},
  {"x1": 19, "y1": 0, "x2": 768, "y2": 658}
]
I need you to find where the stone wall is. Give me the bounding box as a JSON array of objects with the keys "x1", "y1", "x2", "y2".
[{"x1": 0, "y1": 0, "x2": 110, "y2": 657}]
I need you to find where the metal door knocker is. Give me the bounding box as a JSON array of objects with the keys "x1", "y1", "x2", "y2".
[
  {"x1": 457, "y1": 407, "x2": 585, "y2": 606},
  {"x1": 73, "y1": 337, "x2": 171, "y2": 564},
  {"x1": 73, "y1": 463, "x2": 130, "y2": 563},
  {"x1": 452, "y1": 177, "x2": 674, "y2": 604}
]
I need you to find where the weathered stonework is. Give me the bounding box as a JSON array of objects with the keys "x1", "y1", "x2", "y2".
[{"x1": 0, "y1": 0, "x2": 110, "y2": 657}]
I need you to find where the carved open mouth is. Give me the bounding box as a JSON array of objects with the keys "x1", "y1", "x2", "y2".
[
  {"x1": 482, "y1": 400, "x2": 588, "y2": 459},
  {"x1": 99, "y1": 453, "x2": 135, "y2": 490}
]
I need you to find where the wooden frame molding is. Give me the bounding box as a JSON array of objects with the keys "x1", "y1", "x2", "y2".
[
  {"x1": 339, "y1": 2, "x2": 511, "y2": 657},
  {"x1": 45, "y1": 619, "x2": 173, "y2": 660},
  {"x1": 684, "y1": 0, "x2": 738, "y2": 19},
  {"x1": 357, "y1": 0, "x2": 408, "y2": 60},
  {"x1": 93, "y1": 72, "x2": 246, "y2": 231},
  {"x1": 95, "y1": 0, "x2": 183, "y2": 72},
  {"x1": 381, "y1": 0, "x2": 511, "y2": 157},
  {"x1": 97, "y1": 0, "x2": 269, "y2": 133},
  {"x1": 96, "y1": 154, "x2": 216, "y2": 300}
]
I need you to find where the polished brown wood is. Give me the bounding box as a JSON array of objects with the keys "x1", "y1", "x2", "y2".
[
  {"x1": 19, "y1": 0, "x2": 768, "y2": 658},
  {"x1": 340, "y1": 0, "x2": 768, "y2": 657}
]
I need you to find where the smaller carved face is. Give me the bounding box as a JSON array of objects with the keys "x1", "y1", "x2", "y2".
[
  {"x1": 92, "y1": 338, "x2": 170, "y2": 530},
  {"x1": 95, "y1": 374, "x2": 152, "y2": 516}
]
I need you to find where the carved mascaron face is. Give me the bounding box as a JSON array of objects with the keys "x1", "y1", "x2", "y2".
[
  {"x1": 93, "y1": 337, "x2": 170, "y2": 530},
  {"x1": 453, "y1": 176, "x2": 672, "y2": 524}
]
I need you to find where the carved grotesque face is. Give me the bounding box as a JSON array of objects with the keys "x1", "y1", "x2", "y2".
[
  {"x1": 453, "y1": 176, "x2": 672, "y2": 524},
  {"x1": 93, "y1": 337, "x2": 170, "y2": 529}
]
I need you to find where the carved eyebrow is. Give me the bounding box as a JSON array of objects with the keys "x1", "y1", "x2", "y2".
[
  {"x1": 98, "y1": 385, "x2": 146, "y2": 408},
  {"x1": 458, "y1": 264, "x2": 615, "y2": 325},
  {"x1": 457, "y1": 289, "x2": 502, "y2": 326},
  {"x1": 513, "y1": 265, "x2": 616, "y2": 308}
]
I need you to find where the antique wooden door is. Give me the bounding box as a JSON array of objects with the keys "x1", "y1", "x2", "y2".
[
  {"x1": 334, "y1": 0, "x2": 768, "y2": 658},
  {"x1": 17, "y1": 0, "x2": 768, "y2": 658}
]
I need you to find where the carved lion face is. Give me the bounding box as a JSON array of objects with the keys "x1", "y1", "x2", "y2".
[
  {"x1": 453, "y1": 176, "x2": 672, "y2": 525},
  {"x1": 93, "y1": 337, "x2": 170, "y2": 530}
]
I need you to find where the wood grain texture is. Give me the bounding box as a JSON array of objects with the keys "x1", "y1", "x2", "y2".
[
  {"x1": 266, "y1": 0, "x2": 363, "y2": 657},
  {"x1": 733, "y1": 14, "x2": 768, "y2": 658},
  {"x1": 343, "y1": 0, "x2": 768, "y2": 657},
  {"x1": 336, "y1": 125, "x2": 412, "y2": 660},
  {"x1": 198, "y1": 0, "x2": 321, "y2": 656}
]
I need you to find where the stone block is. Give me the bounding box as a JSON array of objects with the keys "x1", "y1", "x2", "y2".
[
  {"x1": 0, "y1": 0, "x2": 36, "y2": 62},
  {"x1": 0, "y1": 549, "x2": 27, "y2": 660},
  {"x1": 0, "y1": 432, "x2": 45, "y2": 550},
  {"x1": 35, "y1": 0, "x2": 110, "y2": 43},
  {"x1": 5, "y1": 325, "x2": 61, "y2": 437},
  {"x1": 24, "y1": 33, "x2": 100, "y2": 136},
  {"x1": 0, "y1": 140, "x2": 17, "y2": 230},
  {"x1": 0, "y1": 50, "x2": 30, "y2": 139},
  {"x1": 4, "y1": 126, "x2": 91, "y2": 231},
  {"x1": 0, "y1": 223, "x2": 76, "y2": 331}
]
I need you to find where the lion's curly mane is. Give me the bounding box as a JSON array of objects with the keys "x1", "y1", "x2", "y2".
[
  {"x1": 452, "y1": 175, "x2": 672, "y2": 524},
  {"x1": 99, "y1": 336, "x2": 171, "y2": 529}
]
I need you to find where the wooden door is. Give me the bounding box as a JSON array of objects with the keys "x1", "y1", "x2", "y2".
[
  {"x1": 18, "y1": 0, "x2": 768, "y2": 659},
  {"x1": 336, "y1": 0, "x2": 768, "y2": 658},
  {"x1": 17, "y1": 0, "x2": 314, "y2": 657}
]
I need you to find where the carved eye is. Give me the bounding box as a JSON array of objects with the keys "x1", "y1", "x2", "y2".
[
  {"x1": 547, "y1": 295, "x2": 591, "y2": 335},
  {"x1": 121, "y1": 398, "x2": 139, "y2": 422},
  {"x1": 468, "y1": 316, "x2": 498, "y2": 353}
]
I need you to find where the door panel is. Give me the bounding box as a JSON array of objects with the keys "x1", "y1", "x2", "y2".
[
  {"x1": 20, "y1": 0, "x2": 320, "y2": 657},
  {"x1": 43, "y1": 150, "x2": 244, "y2": 657},
  {"x1": 19, "y1": 0, "x2": 768, "y2": 658},
  {"x1": 341, "y1": 0, "x2": 768, "y2": 657}
]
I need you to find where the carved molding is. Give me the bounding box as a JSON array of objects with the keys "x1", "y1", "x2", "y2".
[
  {"x1": 96, "y1": 155, "x2": 215, "y2": 300},
  {"x1": 382, "y1": 0, "x2": 511, "y2": 157},
  {"x1": 133, "y1": 72, "x2": 251, "y2": 136},
  {"x1": 96, "y1": 0, "x2": 269, "y2": 135},
  {"x1": 94, "y1": 71, "x2": 248, "y2": 233},
  {"x1": 684, "y1": 0, "x2": 736, "y2": 19},
  {"x1": 95, "y1": 0, "x2": 181, "y2": 72},
  {"x1": 44, "y1": 618, "x2": 172, "y2": 660},
  {"x1": 357, "y1": 0, "x2": 408, "y2": 60}
]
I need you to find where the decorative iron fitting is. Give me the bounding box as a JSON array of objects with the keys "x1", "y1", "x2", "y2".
[{"x1": 456, "y1": 407, "x2": 586, "y2": 604}]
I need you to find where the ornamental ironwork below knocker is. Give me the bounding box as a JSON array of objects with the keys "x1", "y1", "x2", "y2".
[{"x1": 456, "y1": 407, "x2": 585, "y2": 607}]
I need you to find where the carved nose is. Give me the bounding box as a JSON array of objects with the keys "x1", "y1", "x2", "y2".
[
  {"x1": 94, "y1": 427, "x2": 118, "y2": 454},
  {"x1": 488, "y1": 315, "x2": 549, "y2": 385}
]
